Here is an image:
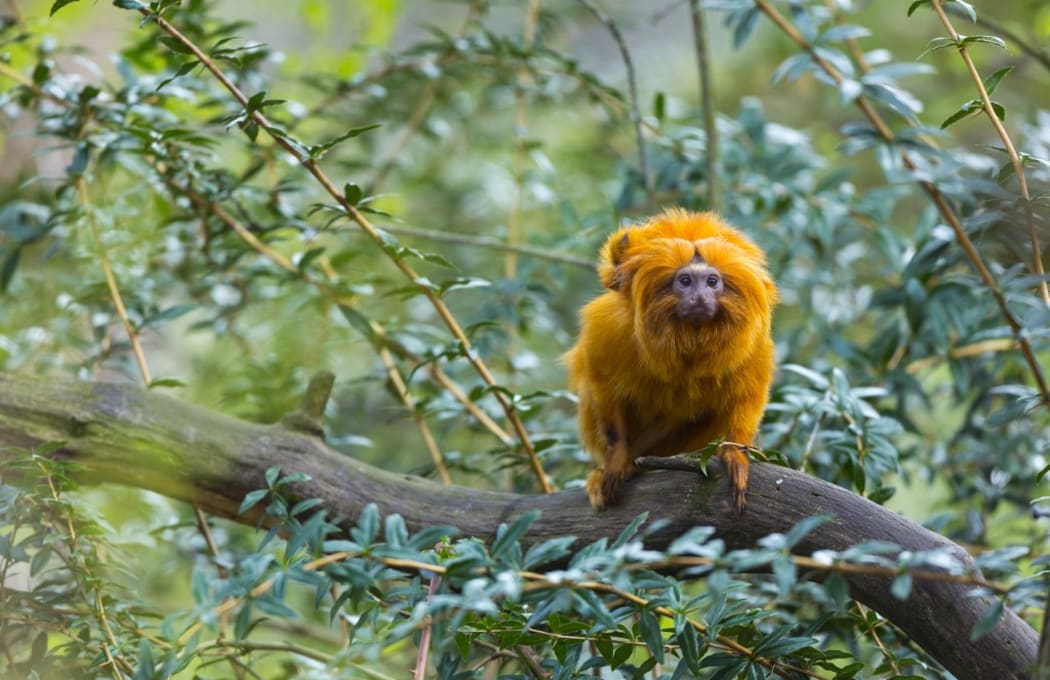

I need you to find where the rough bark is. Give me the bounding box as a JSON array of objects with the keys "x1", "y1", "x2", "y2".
[{"x1": 0, "y1": 372, "x2": 1038, "y2": 679}]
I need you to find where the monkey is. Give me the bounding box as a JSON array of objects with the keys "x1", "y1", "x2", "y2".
[{"x1": 564, "y1": 208, "x2": 778, "y2": 512}]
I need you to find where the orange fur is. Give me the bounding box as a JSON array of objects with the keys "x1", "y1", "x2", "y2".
[{"x1": 565, "y1": 208, "x2": 778, "y2": 511}]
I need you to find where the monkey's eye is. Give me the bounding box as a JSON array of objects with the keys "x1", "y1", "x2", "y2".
[
  {"x1": 706, "y1": 274, "x2": 720, "y2": 288},
  {"x1": 677, "y1": 274, "x2": 693, "y2": 288}
]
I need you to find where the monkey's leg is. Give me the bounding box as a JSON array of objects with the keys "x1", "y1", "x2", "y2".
[
  {"x1": 586, "y1": 409, "x2": 635, "y2": 510},
  {"x1": 716, "y1": 443, "x2": 749, "y2": 514}
]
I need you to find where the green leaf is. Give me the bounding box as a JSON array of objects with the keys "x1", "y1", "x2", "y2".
[
  {"x1": 781, "y1": 364, "x2": 829, "y2": 389},
  {"x1": 952, "y1": 0, "x2": 977, "y2": 21},
  {"x1": 265, "y1": 466, "x2": 281, "y2": 488},
  {"x1": 112, "y1": 0, "x2": 146, "y2": 9},
  {"x1": 352, "y1": 503, "x2": 380, "y2": 545},
  {"x1": 147, "y1": 377, "x2": 186, "y2": 390},
  {"x1": 238, "y1": 488, "x2": 269, "y2": 515},
  {"x1": 50, "y1": 0, "x2": 81, "y2": 15},
  {"x1": 970, "y1": 599, "x2": 1005, "y2": 640},
  {"x1": 784, "y1": 514, "x2": 832, "y2": 548},
  {"x1": 384, "y1": 514, "x2": 408, "y2": 548},
  {"x1": 159, "y1": 36, "x2": 194, "y2": 54},
  {"x1": 982, "y1": 66, "x2": 1012, "y2": 95},
  {"x1": 66, "y1": 143, "x2": 91, "y2": 178},
  {"x1": 890, "y1": 572, "x2": 912, "y2": 600},
  {"x1": 343, "y1": 182, "x2": 363, "y2": 207},
  {"x1": 638, "y1": 609, "x2": 665, "y2": 663},
  {"x1": 906, "y1": 0, "x2": 930, "y2": 17},
  {"x1": 523, "y1": 536, "x2": 576, "y2": 569},
  {"x1": 1, "y1": 248, "x2": 21, "y2": 293},
  {"x1": 941, "y1": 99, "x2": 981, "y2": 128},
  {"x1": 917, "y1": 36, "x2": 958, "y2": 60},
  {"x1": 490, "y1": 511, "x2": 539, "y2": 559},
  {"x1": 960, "y1": 35, "x2": 1006, "y2": 50},
  {"x1": 611, "y1": 511, "x2": 649, "y2": 549},
  {"x1": 309, "y1": 124, "x2": 381, "y2": 160},
  {"x1": 757, "y1": 633, "x2": 818, "y2": 658}
]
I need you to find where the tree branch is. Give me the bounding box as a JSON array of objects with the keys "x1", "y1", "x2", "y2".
[{"x1": 0, "y1": 373, "x2": 1037, "y2": 679}]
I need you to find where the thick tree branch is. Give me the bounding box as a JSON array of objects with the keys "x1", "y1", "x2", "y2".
[{"x1": 0, "y1": 373, "x2": 1037, "y2": 679}]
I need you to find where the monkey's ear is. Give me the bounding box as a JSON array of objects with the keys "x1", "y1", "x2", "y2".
[{"x1": 598, "y1": 231, "x2": 632, "y2": 290}]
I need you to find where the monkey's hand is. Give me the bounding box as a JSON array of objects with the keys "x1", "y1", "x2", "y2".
[{"x1": 716, "y1": 443, "x2": 749, "y2": 513}]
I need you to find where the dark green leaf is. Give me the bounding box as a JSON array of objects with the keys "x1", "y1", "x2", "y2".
[
  {"x1": 344, "y1": 182, "x2": 363, "y2": 207},
  {"x1": 490, "y1": 510, "x2": 539, "y2": 559},
  {"x1": 611, "y1": 512, "x2": 649, "y2": 549},
  {"x1": 238, "y1": 489, "x2": 269, "y2": 514},
  {"x1": 50, "y1": 0, "x2": 81, "y2": 15},
  {"x1": 638, "y1": 609, "x2": 665, "y2": 663},
  {"x1": 1, "y1": 248, "x2": 21, "y2": 293},
  {"x1": 982, "y1": 66, "x2": 1012, "y2": 95},
  {"x1": 970, "y1": 599, "x2": 1004, "y2": 640},
  {"x1": 147, "y1": 378, "x2": 186, "y2": 390},
  {"x1": 784, "y1": 514, "x2": 832, "y2": 548},
  {"x1": 906, "y1": 0, "x2": 931, "y2": 16},
  {"x1": 960, "y1": 35, "x2": 1006, "y2": 50}
]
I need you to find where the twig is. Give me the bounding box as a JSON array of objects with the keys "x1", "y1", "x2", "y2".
[
  {"x1": 379, "y1": 347, "x2": 452, "y2": 484},
  {"x1": 76, "y1": 180, "x2": 153, "y2": 385},
  {"x1": 689, "y1": 0, "x2": 719, "y2": 212},
  {"x1": 929, "y1": 0, "x2": 1048, "y2": 305},
  {"x1": 855, "y1": 603, "x2": 902, "y2": 675},
  {"x1": 578, "y1": 0, "x2": 653, "y2": 204},
  {"x1": 753, "y1": 0, "x2": 1050, "y2": 409},
  {"x1": 140, "y1": 9, "x2": 552, "y2": 493},
  {"x1": 381, "y1": 222, "x2": 592, "y2": 269},
  {"x1": 413, "y1": 572, "x2": 442, "y2": 679}
]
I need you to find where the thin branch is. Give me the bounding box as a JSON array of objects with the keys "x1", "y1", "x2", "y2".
[
  {"x1": 76, "y1": 180, "x2": 153, "y2": 385},
  {"x1": 413, "y1": 573, "x2": 442, "y2": 679},
  {"x1": 752, "y1": 0, "x2": 1050, "y2": 409},
  {"x1": 856, "y1": 603, "x2": 902, "y2": 675},
  {"x1": 689, "y1": 0, "x2": 719, "y2": 212},
  {"x1": 578, "y1": 0, "x2": 653, "y2": 204},
  {"x1": 380, "y1": 222, "x2": 592, "y2": 269},
  {"x1": 930, "y1": 0, "x2": 1048, "y2": 305},
  {"x1": 378, "y1": 346, "x2": 452, "y2": 485}
]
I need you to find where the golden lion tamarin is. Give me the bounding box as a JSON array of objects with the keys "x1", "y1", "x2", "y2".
[{"x1": 565, "y1": 208, "x2": 777, "y2": 511}]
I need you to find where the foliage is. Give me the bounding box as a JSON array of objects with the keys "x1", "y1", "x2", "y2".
[{"x1": 1, "y1": 0, "x2": 1049, "y2": 677}]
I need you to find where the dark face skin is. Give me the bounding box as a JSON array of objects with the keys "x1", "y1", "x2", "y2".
[{"x1": 672, "y1": 259, "x2": 723, "y2": 322}]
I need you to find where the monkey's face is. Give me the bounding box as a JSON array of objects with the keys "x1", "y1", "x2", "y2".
[
  {"x1": 610, "y1": 235, "x2": 774, "y2": 357},
  {"x1": 671, "y1": 256, "x2": 724, "y2": 323}
]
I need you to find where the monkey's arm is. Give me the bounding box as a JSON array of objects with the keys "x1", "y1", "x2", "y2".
[{"x1": 578, "y1": 383, "x2": 637, "y2": 510}]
